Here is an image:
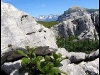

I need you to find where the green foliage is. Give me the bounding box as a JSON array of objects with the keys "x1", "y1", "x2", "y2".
[
  {"x1": 15, "y1": 46, "x2": 67, "y2": 75},
  {"x1": 37, "y1": 21, "x2": 59, "y2": 28},
  {"x1": 15, "y1": 50, "x2": 28, "y2": 57},
  {"x1": 56, "y1": 36, "x2": 99, "y2": 53}
]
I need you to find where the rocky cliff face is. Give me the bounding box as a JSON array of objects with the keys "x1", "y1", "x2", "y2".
[
  {"x1": 57, "y1": 6, "x2": 88, "y2": 22},
  {"x1": 1, "y1": 2, "x2": 99, "y2": 75},
  {"x1": 1, "y1": 1, "x2": 58, "y2": 55},
  {"x1": 51, "y1": 6, "x2": 99, "y2": 40},
  {"x1": 57, "y1": 6, "x2": 99, "y2": 22}
]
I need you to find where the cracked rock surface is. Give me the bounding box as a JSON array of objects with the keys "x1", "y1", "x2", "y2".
[
  {"x1": 1, "y1": 2, "x2": 99, "y2": 75},
  {"x1": 51, "y1": 6, "x2": 99, "y2": 40},
  {"x1": 1, "y1": 1, "x2": 58, "y2": 56}
]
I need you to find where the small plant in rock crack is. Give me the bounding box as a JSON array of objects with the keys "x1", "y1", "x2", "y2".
[{"x1": 15, "y1": 46, "x2": 67, "y2": 75}]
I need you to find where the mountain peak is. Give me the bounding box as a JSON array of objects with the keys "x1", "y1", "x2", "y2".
[
  {"x1": 63, "y1": 6, "x2": 87, "y2": 15},
  {"x1": 70, "y1": 6, "x2": 83, "y2": 9},
  {"x1": 35, "y1": 14, "x2": 60, "y2": 21}
]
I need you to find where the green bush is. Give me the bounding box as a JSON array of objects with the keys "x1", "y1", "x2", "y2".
[
  {"x1": 56, "y1": 36, "x2": 99, "y2": 53},
  {"x1": 37, "y1": 21, "x2": 59, "y2": 28},
  {"x1": 15, "y1": 46, "x2": 67, "y2": 75}
]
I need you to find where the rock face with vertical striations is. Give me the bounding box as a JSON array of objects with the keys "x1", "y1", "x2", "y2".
[
  {"x1": 1, "y1": 1, "x2": 58, "y2": 56},
  {"x1": 1, "y1": 2, "x2": 99, "y2": 75},
  {"x1": 51, "y1": 6, "x2": 99, "y2": 40}
]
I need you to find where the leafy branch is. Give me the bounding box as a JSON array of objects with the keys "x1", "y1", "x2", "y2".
[{"x1": 15, "y1": 46, "x2": 67, "y2": 75}]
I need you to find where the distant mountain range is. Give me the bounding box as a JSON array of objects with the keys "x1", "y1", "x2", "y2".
[
  {"x1": 57, "y1": 6, "x2": 99, "y2": 22},
  {"x1": 35, "y1": 7, "x2": 99, "y2": 22},
  {"x1": 34, "y1": 14, "x2": 60, "y2": 22}
]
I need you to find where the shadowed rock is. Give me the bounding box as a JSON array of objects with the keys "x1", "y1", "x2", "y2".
[
  {"x1": 51, "y1": 6, "x2": 99, "y2": 40},
  {"x1": 1, "y1": 46, "x2": 57, "y2": 66}
]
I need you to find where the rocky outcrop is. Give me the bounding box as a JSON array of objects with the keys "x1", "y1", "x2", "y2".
[
  {"x1": 1, "y1": 1, "x2": 58, "y2": 56},
  {"x1": 57, "y1": 6, "x2": 88, "y2": 22},
  {"x1": 59, "y1": 58, "x2": 99, "y2": 75},
  {"x1": 1, "y1": 46, "x2": 58, "y2": 66},
  {"x1": 1, "y1": 2, "x2": 99, "y2": 75},
  {"x1": 56, "y1": 48, "x2": 99, "y2": 63},
  {"x1": 91, "y1": 11, "x2": 99, "y2": 33},
  {"x1": 57, "y1": 48, "x2": 99, "y2": 75},
  {"x1": 51, "y1": 6, "x2": 99, "y2": 40},
  {"x1": 57, "y1": 6, "x2": 98, "y2": 22},
  {"x1": 1, "y1": 48, "x2": 99, "y2": 75}
]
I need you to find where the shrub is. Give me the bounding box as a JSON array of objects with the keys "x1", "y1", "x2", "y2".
[
  {"x1": 56, "y1": 36, "x2": 99, "y2": 53},
  {"x1": 15, "y1": 46, "x2": 67, "y2": 75}
]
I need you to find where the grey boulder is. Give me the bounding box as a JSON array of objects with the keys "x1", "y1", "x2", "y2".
[{"x1": 1, "y1": 1, "x2": 58, "y2": 56}]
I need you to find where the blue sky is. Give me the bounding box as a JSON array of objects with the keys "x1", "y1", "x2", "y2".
[{"x1": 2, "y1": 0, "x2": 99, "y2": 17}]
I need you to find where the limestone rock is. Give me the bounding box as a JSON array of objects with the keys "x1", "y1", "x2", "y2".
[
  {"x1": 79, "y1": 58, "x2": 99, "y2": 75},
  {"x1": 10, "y1": 69, "x2": 28, "y2": 75},
  {"x1": 56, "y1": 48, "x2": 99, "y2": 63},
  {"x1": 69, "y1": 52, "x2": 86, "y2": 63},
  {"x1": 56, "y1": 49, "x2": 86, "y2": 63},
  {"x1": 1, "y1": 1, "x2": 58, "y2": 56},
  {"x1": 87, "y1": 49, "x2": 99, "y2": 60},
  {"x1": 56, "y1": 48, "x2": 69, "y2": 58},
  {"x1": 59, "y1": 58, "x2": 99, "y2": 75},
  {"x1": 51, "y1": 14, "x2": 97, "y2": 39},
  {"x1": 1, "y1": 46, "x2": 57, "y2": 66},
  {"x1": 78, "y1": 30, "x2": 95, "y2": 40},
  {"x1": 1, "y1": 60, "x2": 21, "y2": 75},
  {"x1": 59, "y1": 63, "x2": 87, "y2": 75},
  {"x1": 91, "y1": 11, "x2": 99, "y2": 34},
  {"x1": 1, "y1": 2, "x2": 99, "y2": 75},
  {"x1": 2, "y1": 58, "x2": 99, "y2": 75},
  {"x1": 1, "y1": 49, "x2": 99, "y2": 75},
  {"x1": 57, "y1": 6, "x2": 88, "y2": 22},
  {"x1": 51, "y1": 6, "x2": 99, "y2": 40}
]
